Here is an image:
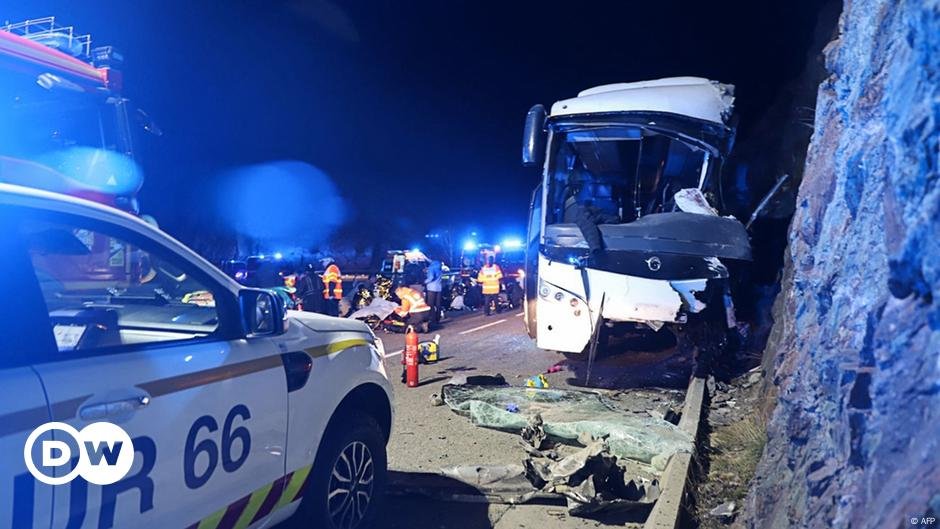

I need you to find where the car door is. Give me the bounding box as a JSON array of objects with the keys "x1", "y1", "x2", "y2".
[
  {"x1": 17, "y1": 206, "x2": 289, "y2": 529},
  {"x1": 0, "y1": 210, "x2": 56, "y2": 529}
]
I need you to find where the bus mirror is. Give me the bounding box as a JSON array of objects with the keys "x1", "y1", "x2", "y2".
[{"x1": 522, "y1": 104, "x2": 547, "y2": 167}]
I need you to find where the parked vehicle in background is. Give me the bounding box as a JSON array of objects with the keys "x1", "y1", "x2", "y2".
[{"x1": 0, "y1": 17, "x2": 157, "y2": 212}]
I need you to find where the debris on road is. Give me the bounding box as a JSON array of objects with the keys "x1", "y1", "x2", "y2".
[
  {"x1": 524, "y1": 438, "x2": 661, "y2": 515},
  {"x1": 442, "y1": 384, "x2": 693, "y2": 469},
  {"x1": 525, "y1": 374, "x2": 550, "y2": 388},
  {"x1": 708, "y1": 500, "x2": 736, "y2": 521},
  {"x1": 429, "y1": 393, "x2": 444, "y2": 406},
  {"x1": 429, "y1": 438, "x2": 660, "y2": 515},
  {"x1": 521, "y1": 414, "x2": 549, "y2": 451},
  {"x1": 444, "y1": 373, "x2": 507, "y2": 386},
  {"x1": 546, "y1": 362, "x2": 566, "y2": 373},
  {"x1": 439, "y1": 464, "x2": 539, "y2": 503}
]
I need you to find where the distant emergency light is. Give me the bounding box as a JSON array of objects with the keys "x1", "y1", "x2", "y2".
[
  {"x1": 502, "y1": 238, "x2": 523, "y2": 249},
  {"x1": 463, "y1": 241, "x2": 478, "y2": 251}
]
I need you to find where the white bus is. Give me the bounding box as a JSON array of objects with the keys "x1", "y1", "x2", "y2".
[{"x1": 520, "y1": 77, "x2": 752, "y2": 368}]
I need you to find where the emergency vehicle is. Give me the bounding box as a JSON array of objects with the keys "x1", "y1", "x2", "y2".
[
  {"x1": 0, "y1": 17, "x2": 150, "y2": 212},
  {"x1": 520, "y1": 77, "x2": 752, "y2": 361},
  {"x1": 0, "y1": 183, "x2": 393, "y2": 529},
  {"x1": 459, "y1": 243, "x2": 525, "y2": 310}
]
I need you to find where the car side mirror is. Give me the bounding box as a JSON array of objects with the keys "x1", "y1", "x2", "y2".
[
  {"x1": 240, "y1": 289, "x2": 288, "y2": 336},
  {"x1": 522, "y1": 104, "x2": 547, "y2": 167}
]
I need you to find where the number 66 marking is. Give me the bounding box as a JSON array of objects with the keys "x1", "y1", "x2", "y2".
[{"x1": 184, "y1": 404, "x2": 251, "y2": 489}]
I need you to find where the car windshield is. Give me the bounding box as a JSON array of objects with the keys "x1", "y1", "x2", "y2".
[{"x1": 545, "y1": 125, "x2": 711, "y2": 225}]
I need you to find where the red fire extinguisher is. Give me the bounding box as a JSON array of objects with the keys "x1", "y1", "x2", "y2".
[{"x1": 404, "y1": 326, "x2": 419, "y2": 387}]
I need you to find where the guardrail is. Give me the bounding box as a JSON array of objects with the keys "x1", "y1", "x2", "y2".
[{"x1": 643, "y1": 376, "x2": 707, "y2": 529}]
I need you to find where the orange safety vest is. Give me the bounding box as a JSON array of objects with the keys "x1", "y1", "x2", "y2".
[
  {"x1": 477, "y1": 264, "x2": 503, "y2": 295},
  {"x1": 395, "y1": 287, "x2": 431, "y2": 317},
  {"x1": 322, "y1": 263, "x2": 343, "y2": 300}
]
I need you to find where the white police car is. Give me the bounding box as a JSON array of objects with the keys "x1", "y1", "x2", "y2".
[{"x1": 0, "y1": 183, "x2": 393, "y2": 529}]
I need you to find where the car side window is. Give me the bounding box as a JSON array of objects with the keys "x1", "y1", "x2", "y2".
[{"x1": 22, "y1": 215, "x2": 223, "y2": 353}]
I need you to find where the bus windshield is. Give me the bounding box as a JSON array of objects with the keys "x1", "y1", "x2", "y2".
[{"x1": 545, "y1": 125, "x2": 711, "y2": 225}]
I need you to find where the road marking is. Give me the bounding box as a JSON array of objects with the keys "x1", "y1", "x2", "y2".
[
  {"x1": 384, "y1": 349, "x2": 403, "y2": 359},
  {"x1": 459, "y1": 319, "x2": 507, "y2": 335},
  {"x1": 516, "y1": 312, "x2": 524, "y2": 317}
]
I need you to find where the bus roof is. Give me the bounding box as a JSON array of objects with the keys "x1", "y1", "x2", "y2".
[{"x1": 550, "y1": 77, "x2": 735, "y2": 125}]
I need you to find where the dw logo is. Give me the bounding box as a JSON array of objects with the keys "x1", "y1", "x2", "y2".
[{"x1": 24, "y1": 422, "x2": 135, "y2": 485}]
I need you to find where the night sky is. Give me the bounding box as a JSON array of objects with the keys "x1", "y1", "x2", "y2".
[{"x1": 7, "y1": 0, "x2": 826, "y2": 256}]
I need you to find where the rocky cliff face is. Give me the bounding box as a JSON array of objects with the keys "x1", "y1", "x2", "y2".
[{"x1": 746, "y1": 0, "x2": 940, "y2": 527}]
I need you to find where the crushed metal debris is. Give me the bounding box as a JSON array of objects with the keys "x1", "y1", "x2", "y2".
[{"x1": 442, "y1": 384, "x2": 693, "y2": 469}]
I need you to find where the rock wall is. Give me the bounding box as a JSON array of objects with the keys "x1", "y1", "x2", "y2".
[{"x1": 746, "y1": 0, "x2": 940, "y2": 527}]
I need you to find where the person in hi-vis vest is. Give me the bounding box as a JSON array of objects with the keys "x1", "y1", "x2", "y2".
[
  {"x1": 321, "y1": 256, "x2": 342, "y2": 317},
  {"x1": 476, "y1": 254, "x2": 502, "y2": 316}
]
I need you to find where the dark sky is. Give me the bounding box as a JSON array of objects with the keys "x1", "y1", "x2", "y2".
[{"x1": 7, "y1": 0, "x2": 827, "y2": 252}]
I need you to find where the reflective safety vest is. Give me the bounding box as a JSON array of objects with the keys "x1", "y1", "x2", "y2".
[
  {"x1": 395, "y1": 287, "x2": 431, "y2": 317},
  {"x1": 322, "y1": 263, "x2": 343, "y2": 300},
  {"x1": 477, "y1": 264, "x2": 503, "y2": 295}
]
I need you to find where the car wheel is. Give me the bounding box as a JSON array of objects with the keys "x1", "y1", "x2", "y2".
[{"x1": 302, "y1": 415, "x2": 387, "y2": 529}]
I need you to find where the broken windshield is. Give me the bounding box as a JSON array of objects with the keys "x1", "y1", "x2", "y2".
[{"x1": 545, "y1": 125, "x2": 714, "y2": 225}]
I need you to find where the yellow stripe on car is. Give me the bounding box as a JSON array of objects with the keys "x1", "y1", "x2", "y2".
[
  {"x1": 277, "y1": 464, "x2": 312, "y2": 509},
  {"x1": 304, "y1": 337, "x2": 370, "y2": 358},
  {"x1": 196, "y1": 506, "x2": 226, "y2": 529},
  {"x1": 232, "y1": 481, "x2": 274, "y2": 529}
]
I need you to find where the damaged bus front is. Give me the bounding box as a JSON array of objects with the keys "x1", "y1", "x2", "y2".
[{"x1": 520, "y1": 77, "x2": 751, "y2": 361}]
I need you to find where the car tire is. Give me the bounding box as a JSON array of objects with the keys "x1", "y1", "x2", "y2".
[{"x1": 301, "y1": 415, "x2": 387, "y2": 529}]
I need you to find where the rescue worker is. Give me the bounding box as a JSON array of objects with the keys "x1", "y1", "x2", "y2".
[
  {"x1": 295, "y1": 263, "x2": 323, "y2": 313},
  {"x1": 392, "y1": 285, "x2": 431, "y2": 333},
  {"x1": 477, "y1": 254, "x2": 503, "y2": 316},
  {"x1": 321, "y1": 257, "x2": 343, "y2": 317},
  {"x1": 424, "y1": 260, "x2": 443, "y2": 327}
]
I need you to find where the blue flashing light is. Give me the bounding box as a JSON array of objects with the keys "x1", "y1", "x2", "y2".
[
  {"x1": 274, "y1": 252, "x2": 283, "y2": 260},
  {"x1": 258, "y1": 254, "x2": 266, "y2": 260},
  {"x1": 463, "y1": 241, "x2": 478, "y2": 251},
  {"x1": 502, "y1": 238, "x2": 523, "y2": 249}
]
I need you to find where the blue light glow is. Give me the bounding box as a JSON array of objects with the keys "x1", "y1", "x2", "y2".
[
  {"x1": 463, "y1": 240, "x2": 478, "y2": 251},
  {"x1": 216, "y1": 161, "x2": 345, "y2": 248},
  {"x1": 502, "y1": 238, "x2": 523, "y2": 249}
]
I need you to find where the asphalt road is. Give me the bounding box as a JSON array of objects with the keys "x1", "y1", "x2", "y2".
[{"x1": 366, "y1": 308, "x2": 694, "y2": 529}]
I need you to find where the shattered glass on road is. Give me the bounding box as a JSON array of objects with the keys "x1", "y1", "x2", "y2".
[{"x1": 442, "y1": 384, "x2": 693, "y2": 470}]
